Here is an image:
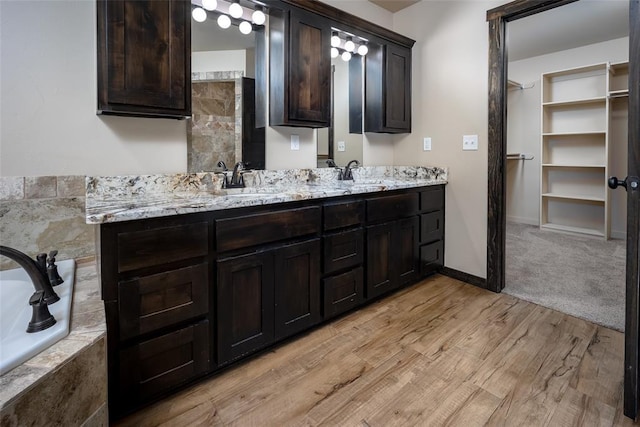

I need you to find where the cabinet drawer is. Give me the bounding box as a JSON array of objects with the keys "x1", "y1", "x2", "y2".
[
  {"x1": 420, "y1": 240, "x2": 444, "y2": 276},
  {"x1": 118, "y1": 264, "x2": 209, "y2": 341},
  {"x1": 117, "y1": 222, "x2": 208, "y2": 273},
  {"x1": 420, "y1": 211, "x2": 444, "y2": 244},
  {"x1": 419, "y1": 186, "x2": 444, "y2": 212},
  {"x1": 216, "y1": 206, "x2": 321, "y2": 252},
  {"x1": 118, "y1": 320, "x2": 210, "y2": 408},
  {"x1": 323, "y1": 228, "x2": 364, "y2": 274},
  {"x1": 366, "y1": 193, "x2": 418, "y2": 223},
  {"x1": 323, "y1": 200, "x2": 364, "y2": 231},
  {"x1": 323, "y1": 267, "x2": 363, "y2": 319}
]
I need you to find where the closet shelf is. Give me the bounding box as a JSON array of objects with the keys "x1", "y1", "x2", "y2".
[
  {"x1": 542, "y1": 131, "x2": 606, "y2": 137},
  {"x1": 540, "y1": 223, "x2": 604, "y2": 237},
  {"x1": 541, "y1": 193, "x2": 605, "y2": 203},
  {"x1": 542, "y1": 97, "x2": 606, "y2": 107},
  {"x1": 541, "y1": 164, "x2": 605, "y2": 169},
  {"x1": 609, "y1": 90, "x2": 629, "y2": 98}
]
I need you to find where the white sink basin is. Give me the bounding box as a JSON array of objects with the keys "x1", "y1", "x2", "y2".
[{"x1": 0, "y1": 259, "x2": 75, "y2": 375}]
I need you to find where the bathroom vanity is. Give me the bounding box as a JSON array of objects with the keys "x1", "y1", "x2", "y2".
[{"x1": 87, "y1": 167, "x2": 446, "y2": 418}]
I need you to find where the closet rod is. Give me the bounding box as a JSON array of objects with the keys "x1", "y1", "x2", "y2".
[{"x1": 506, "y1": 153, "x2": 534, "y2": 160}]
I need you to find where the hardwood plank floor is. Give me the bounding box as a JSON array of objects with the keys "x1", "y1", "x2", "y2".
[{"x1": 115, "y1": 275, "x2": 635, "y2": 427}]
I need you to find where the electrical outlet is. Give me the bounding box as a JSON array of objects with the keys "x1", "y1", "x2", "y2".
[
  {"x1": 337, "y1": 141, "x2": 346, "y2": 152},
  {"x1": 423, "y1": 137, "x2": 432, "y2": 151},
  {"x1": 291, "y1": 134, "x2": 300, "y2": 151},
  {"x1": 463, "y1": 135, "x2": 478, "y2": 151}
]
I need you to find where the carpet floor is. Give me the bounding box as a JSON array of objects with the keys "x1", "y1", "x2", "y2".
[{"x1": 504, "y1": 222, "x2": 626, "y2": 331}]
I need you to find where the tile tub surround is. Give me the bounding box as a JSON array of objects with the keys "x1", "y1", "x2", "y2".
[
  {"x1": 85, "y1": 165, "x2": 448, "y2": 224},
  {"x1": 0, "y1": 261, "x2": 107, "y2": 426},
  {"x1": 0, "y1": 175, "x2": 96, "y2": 271}
]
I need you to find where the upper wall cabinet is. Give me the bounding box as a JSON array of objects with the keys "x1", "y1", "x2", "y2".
[
  {"x1": 97, "y1": 0, "x2": 191, "y2": 119},
  {"x1": 269, "y1": 7, "x2": 331, "y2": 128},
  {"x1": 365, "y1": 43, "x2": 412, "y2": 133}
]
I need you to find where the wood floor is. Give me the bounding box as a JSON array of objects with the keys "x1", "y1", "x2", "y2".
[{"x1": 116, "y1": 275, "x2": 635, "y2": 427}]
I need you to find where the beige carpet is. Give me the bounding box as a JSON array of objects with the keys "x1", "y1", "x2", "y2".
[{"x1": 504, "y1": 222, "x2": 626, "y2": 331}]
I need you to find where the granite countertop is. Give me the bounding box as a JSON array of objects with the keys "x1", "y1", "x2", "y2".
[
  {"x1": 0, "y1": 260, "x2": 106, "y2": 409},
  {"x1": 86, "y1": 166, "x2": 448, "y2": 224}
]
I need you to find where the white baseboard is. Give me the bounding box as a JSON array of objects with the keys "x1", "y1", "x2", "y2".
[
  {"x1": 611, "y1": 230, "x2": 626, "y2": 240},
  {"x1": 506, "y1": 216, "x2": 538, "y2": 226}
]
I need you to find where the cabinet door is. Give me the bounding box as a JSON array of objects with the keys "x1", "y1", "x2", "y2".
[
  {"x1": 323, "y1": 267, "x2": 364, "y2": 319},
  {"x1": 274, "y1": 239, "x2": 321, "y2": 340},
  {"x1": 269, "y1": 8, "x2": 330, "y2": 127},
  {"x1": 97, "y1": 0, "x2": 191, "y2": 118},
  {"x1": 366, "y1": 221, "x2": 395, "y2": 299},
  {"x1": 396, "y1": 216, "x2": 419, "y2": 286},
  {"x1": 217, "y1": 252, "x2": 274, "y2": 365}
]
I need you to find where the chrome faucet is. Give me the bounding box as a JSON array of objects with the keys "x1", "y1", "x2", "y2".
[
  {"x1": 0, "y1": 246, "x2": 60, "y2": 332},
  {"x1": 340, "y1": 160, "x2": 360, "y2": 181}
]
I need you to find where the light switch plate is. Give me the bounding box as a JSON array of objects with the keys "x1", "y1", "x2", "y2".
[
  {"x1": 423, "y1": 137, "x2": 432, "y2": 151},
  {"x1": 291, "y1": 134, "x2": 300, "y2": 150},
  {"x1": 463, "y1": 135, "x2": 478, "y2": 151},
  {"x1": 337, "y1": 141, "x2": 346, "y2": 152}
]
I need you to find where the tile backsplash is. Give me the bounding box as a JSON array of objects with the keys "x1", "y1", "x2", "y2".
[{"x1": 0, "y1": 175, "x2": 95, "y2": 270}]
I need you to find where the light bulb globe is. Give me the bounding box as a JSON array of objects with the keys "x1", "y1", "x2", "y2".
[
  {"x1": 357, "y1": 44, "x2": 368, "y2": 56},
  {"x1": 217, "y1": 14, "x2": 231, "y2": 29},
  {"x1": 331, "y1": 47, "x2": 339, "y2": 58},
  {"x1": 229, "y1": 2, "x2": 243, "y2": 19},
  {"x1": 344, "y1": 39, "x2": 355, "y2": 52},
  {"x1": 239, "y1": 21, "x2": 252, "y2": 35},
  {"x1": 192, "y1": 7, "x2": 207, "y2": 22},
  {"x1": 341, "y1": 51, "x2": 352, "y2": 61},
  {"x1": 331, "y1": 35, "x2": 341, "y2": 48},
  {"x1": 252, "y1": 9, "x2": 266, "y2": 25},
  {"x1": 202, "y1": 0, "x2": 217, "y2": 11}
]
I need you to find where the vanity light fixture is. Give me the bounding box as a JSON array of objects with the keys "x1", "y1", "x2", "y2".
[
  {"x1": 341, "y1": 51, "x2": 352, "y2": 61},
  {"x1": 331, "y1": 47, "x2": 339, "y2": 58},
  {"x1": 202, "y1": 0, "x2": 217, "y2": 11},
  {"x1": 344, "y1": 36, "x2": 355, "y2": 53},
  {"x1": 192, "y1": 6, "x2": 207, "y2": 22},
  {"x1": 217, "y1": 14, "x2": 231, "y2": 28},
  {"x1": 239, "y1": 20, "x2": 252, "y2": 34},
  {"x1": 331, "y1": 32, "x2": 341, "y2": 48},
  {"x1": 357, "y1": 43, "x2": 368, "y2": 56},
  {"x1": 228, "y1": 0, "x2": 243, "y2": 19},
  {"x1": 252, "y1": 6, "x2": 266, "y2": 25}
]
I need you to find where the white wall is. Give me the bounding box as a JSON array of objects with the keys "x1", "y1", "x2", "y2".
[
  {"x1": 392, "y1": 0, "x2": 502, "y2": 278},
  {"x1": 507, "y1": 37, "x2": 629, "y2": 236},
  {"x1": 192, "y1": 50, "x2": 247, "y2": 73},
  {"x1": 0, "y1": 1, "x2": 187, "y2": 177}
]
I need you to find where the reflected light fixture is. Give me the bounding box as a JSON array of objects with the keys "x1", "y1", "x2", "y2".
[
  {"x1": 202, "y1": 0, "x2": 217, "y2": 11},
  {"x1": 217, "y1": 14, "x2": 231, "y2": 28},
  {"x1": 252, "y1": 6, "x2": 266, "y2": 25},
  {"x1": 229, "y1": 0, "x2": 243, "y2": 19},
  {"x1": 357, "y1": 43, "x2": 368, "y2": 56},
  {"x1": 331, "y1": 47, "x2": 339, "y2": 58},
  {"x1": 192, "y1": 7, "x2": 207, "y2": 22},
  {"x1": 341, "y1": 51, "x2": 352, "y2": 61},
  {"x1": 344, "y1": 37, "x2": 355, "y2": 53},
  {"x1": 239, "y1": 20, "x2": 252, "y2": 34},
  {"x1": 331, "y1": 32, "x2": 341, "y2": 48}
]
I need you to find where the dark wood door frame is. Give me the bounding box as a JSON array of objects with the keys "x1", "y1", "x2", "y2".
[{"x1": 486, "y1": 0, "x2": 640, "y2": 419}]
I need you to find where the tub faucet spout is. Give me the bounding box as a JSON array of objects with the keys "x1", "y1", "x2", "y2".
[{"x1": 0, "y1": 246, "x2": 60, "y2": 305}]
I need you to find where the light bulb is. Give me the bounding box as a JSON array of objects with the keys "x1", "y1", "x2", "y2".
[
  {"x1": 344, "y1": 37, "x2": 355, "y2": 52},
  {"x1": 229, "y1": 1, "x2": 243, "y2": 19},
  {"x1": 252, "y1": 7, "x2": 266, "y2": 25},
  {"x1": 192, "y1": 7, "x2": 207, "y2": 22},
  {"x1": 217, "y1": 14, "x2": 231, "y2": 29},
  {"x1": 239, "y1": 21, "x2": 252, "y2": 35},
  {"x1": 331, "y1": 32, "x2": 341, "y2": 48},
  {"x1": 202, "y1": 0, "x2": 217, "y2": 11},
  {"x1": 331, "y1": 47, "x2": 339, "y2": 58},
  {"x1": 341, "y1": 51, "x2": 352, "y2": 61},
  {"x1": 357, "y1": 44, "x2": 368, "y2": 56}
]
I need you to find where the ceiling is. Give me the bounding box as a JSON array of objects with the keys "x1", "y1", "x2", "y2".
[
  {"x1": 508, "y1": 0, "x2": 629, "y2": 61},
  {"x1": 368, "y1": 0, "x2": 420, "y2": 13}
]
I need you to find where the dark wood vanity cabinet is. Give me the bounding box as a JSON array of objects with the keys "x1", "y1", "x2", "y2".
[
  {"x1": 100, "y1": 186, "x2": 443, "y2": 419},
  {"x1": 269, "y1": 7, "x2": 331, "y2": 127},
  {"x1": 365, "y1": 42, "x2": 412, "y2": 133},
  {"x1": 96, "y1": 0, "x2": 191, "y2": 118}
]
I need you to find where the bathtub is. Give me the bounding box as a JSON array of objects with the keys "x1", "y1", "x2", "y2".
[{"x1": 0, "y1": 259, "x2": 75, "y2": 375}]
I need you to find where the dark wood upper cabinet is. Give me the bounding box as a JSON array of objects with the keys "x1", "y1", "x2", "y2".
[
  {"x1": 269, "y1": 7, "x2": 331, "y2": 128},
  {"x1": 97, "y1": 0, "x2": 191, "y2": 119},
  {"x1": 365, "y1": 42, "x2": 412, "y2": 133}
]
